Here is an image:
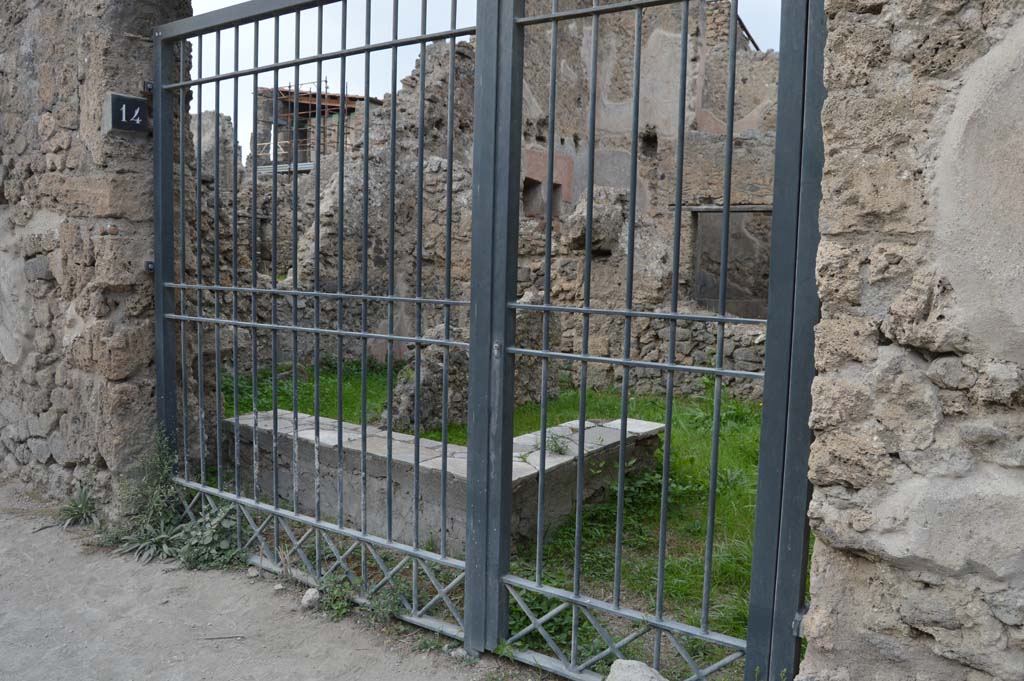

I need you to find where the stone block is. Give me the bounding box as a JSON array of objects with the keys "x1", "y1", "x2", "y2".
[
  {"x1": 227, "y1": 411, "x2": 662, "y2": 555},
  {"x1": 606, "y1": 660, "x2": 667, "y2": 681}
]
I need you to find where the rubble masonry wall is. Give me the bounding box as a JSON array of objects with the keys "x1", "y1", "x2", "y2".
[
  {"x1": 799, "y1": 2, "x2": 1024, "y2": 679},
  {"x1": 0, "y1": 0, "x2": 191, "y2": 502}
]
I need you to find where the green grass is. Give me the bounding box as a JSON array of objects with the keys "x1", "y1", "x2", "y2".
[
  {"x1": 224, "y1": 361, "x2": 761, "y2": 674},
  {"x1": 505, "y1": 380, "x2": 760, "y2": 673},
  {"x1": 224, "y1": 357, "x2": 391, "y2": 427}
]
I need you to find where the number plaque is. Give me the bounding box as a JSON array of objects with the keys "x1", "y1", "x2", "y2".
[{"x1": 103, "y1": 93, "x2": 150, "y2": 135}]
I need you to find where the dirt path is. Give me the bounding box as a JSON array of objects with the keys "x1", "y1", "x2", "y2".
[{"x1": 0, "y1": 481, "x2": 531, "y2": 681}]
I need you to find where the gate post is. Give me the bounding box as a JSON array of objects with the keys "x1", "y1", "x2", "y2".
[
  {"x1": 465, "y1": 0, "x2": 525, "y2": 655},
  {"x1": 745, "y1": 1, "x2": 826, "y2": 679},
  {"x1": 152, "y1": 31, "x2": 179, "y2": 449}
]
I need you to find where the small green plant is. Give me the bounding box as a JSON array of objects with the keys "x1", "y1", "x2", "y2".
[
  {"x1": 396, "y1": 363, "x2": 415, "y2": 384},
  {"x1": 718, "y1": 466, "x2": 751, "y2": 495},
  {"x1": 175, "y1": 506, "x2": 242, "y2": 570},
  {"x1": 98, "y1": 432, "x2": 186, "y2": 559},
  {"x1": 546, "y1": 432, "x2": 570, "y2": 456},
  {"x1": 94, "y1": 522, "x2": 130, "y2": 548},
  {"x1": 423, "y1": 535, "x2": 439, "y2": 554},
  {"x1": 413, "y1": 633, "x2": 447, "y2": 653},
  {"x1": 59, "y1": 487, "x2": 99, "y2": 529},
  {"x1": 493, "y1": 640, "x2": 516, "y2": 661},
  {"x1": 120, "y1": 432, "x2": 180, "y2": 527},
  {"x1": 114, "y1": 521, "x2": 182, "y2": 564},
  {"x1": 364, "y1": 583, "x2": 407, "y2": 625},
  {"x1": 319, "y1": 573, "x2": 355, "y2": 620}
]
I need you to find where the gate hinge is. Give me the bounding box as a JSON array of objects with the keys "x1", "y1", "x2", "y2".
[
  {"x1": 145, "y1": 260, "x2": 155, "y2": 274},
  {"x1": 792, "y1": 607, "x2": 808, "y2": 637}
]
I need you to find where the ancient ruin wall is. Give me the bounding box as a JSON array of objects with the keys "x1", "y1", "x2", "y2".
[
  {"x1": 269, "y1": 8, "x2": 778, "y2": 407},
  {"x1": 0, "y1": 1, "x2": 191, "y2": 501},
  {"x1": 800, "y1": 2, "x2": 1024, "y2": 679}
]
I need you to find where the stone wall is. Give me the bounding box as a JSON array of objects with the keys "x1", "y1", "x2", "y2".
[
  {"x1": 800, "y1": 2, "x2": 1024, "y2": 680},
  {"x1": 0, "y1": 0, "x2": 191, "y2": 501},
  {"x1": 249, "y1": 3, "x2": 777, "y2": 408}
]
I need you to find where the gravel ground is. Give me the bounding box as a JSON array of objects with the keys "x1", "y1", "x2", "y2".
[{"x1": 0, "y1": 480, "x2": 541, "y2": 681}]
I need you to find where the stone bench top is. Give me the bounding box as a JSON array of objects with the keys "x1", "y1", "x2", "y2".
[{"x1": 231, "y1": 411, "x2": 664, "y2": 483}]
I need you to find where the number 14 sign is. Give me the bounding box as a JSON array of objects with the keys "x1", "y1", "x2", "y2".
[{"x1": 103, "y1": 93, "x2": 150, "y2": 135}]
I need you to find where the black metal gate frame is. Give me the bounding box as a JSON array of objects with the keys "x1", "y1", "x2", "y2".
[{"x1": 152, "y1": 0, "x2": 825, "y2": 679}]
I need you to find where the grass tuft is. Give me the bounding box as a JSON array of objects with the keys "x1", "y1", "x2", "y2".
[{"x1": 59, "y1": 486, "x2": 100, "y2": 529}]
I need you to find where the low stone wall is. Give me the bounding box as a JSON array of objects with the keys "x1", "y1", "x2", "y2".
[{"x1": 230, "y1": 411, "x2": 663, "y2": 555}]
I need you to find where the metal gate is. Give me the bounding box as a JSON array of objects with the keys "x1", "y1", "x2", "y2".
[{"x1": 152, "y1": 0, "x2": 824, "y2": 679}]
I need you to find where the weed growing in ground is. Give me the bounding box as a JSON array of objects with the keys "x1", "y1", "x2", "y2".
[
  {"x1": 92, "y1": 432, "x2": 191, "y2": 564},
  {"x1": 175, "y1": 506, "x2": 243, "y2": 570},
  {"x1": 319, "y1": 574, "x2": 355, "y2": 620},
  {"x1": 493, "y1": 640, "x2": 517, "y2": 661},
  {"x1": 89, "y1": 432, "x2": 248, "y2": 572},
  {"x1": 114, "y1": 520, "x2": 182, "y2": 564},
  {"x1": 120, "y1": 432, "x2": 181, "y2": 527},
  {"x1": 412, "y1": 633, "x2": 447, "y2": 653},
  {"x1": 364, "y1": 582, "x2": 408, "y2": 626},
  {"x1": 59, "y1": 486, "x2": 99, "y2": 529}
]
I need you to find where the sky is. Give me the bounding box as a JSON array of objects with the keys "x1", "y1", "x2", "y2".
[{"x1": 188, "y1": 0, "x2": 782, "y2": 162}]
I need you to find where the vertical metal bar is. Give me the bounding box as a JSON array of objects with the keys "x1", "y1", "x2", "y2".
[
  {"x1": 385, "y1": 0, "x2": 399, "y2": 545},
  {"x1": 440, "y1": 0, "x2": 458, "y2": 561},
  {"x1": 745, "y1": 1, "x2": 809, "y2": 669},
  {"x1": 465, "y1": 0, "x2": 524, "y2": 654},
  {"x1": 653, "y1": 4, "x2": 690, "y2": 669},
  {"x1": 534, "y1": 0, "x2": 558, "y2": 587},
  {"x1": 613, "y1": 6, "x2": 644, "y2": 609},
  {"x1": 195, "y1": 35, "x2": 207, "y2": 488},
  {"x1": 746, "y1": 2, "x2": 824, "y2": 679},
  {"x1": 291, "y1": 11, "x2": 301, "y2": 517},
  {"x1": 571, "y1": 1, "x2": 599, "y2": 666},
  {"x1": 313, "y1": 2, "x2": 324, "y2": 580},
  {"x1": 251, "y1": 25, "x2": 262, "y2": 504},
  {"x1": 767, "y1": 4, "x2": 823, "y2": 674},
  {"x1": 213, "y1": 29, "x2": 224, "y2": 492},
  {"x1": 153, "y1": 31, "x2": 180, "y2": 462},
  {"x1": 412, "y1": 0, "x2": 429, "y2": 614},
  {"x1": 360, "y1": 0, "x2": 371, "y2": 595},
  {"x1": 232, "y1": 25, "x2": 242, "y2": 549},
  {"x1": 271, "y1": 15, "x2": 281, "y2": 552},
  {"x1": 336, "y1": 0, "x2": 348, "y2": 530},
  {"x1": 700, "y1": 0, "x2": 740, "y2": 634},
  {"x1": 179, "y1": 40, "x2": 191, "y2": 482}
]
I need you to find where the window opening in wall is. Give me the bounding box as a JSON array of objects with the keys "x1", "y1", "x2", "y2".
[{"x1": 522, "y1": 176, "x2": 562, "y2": 219}]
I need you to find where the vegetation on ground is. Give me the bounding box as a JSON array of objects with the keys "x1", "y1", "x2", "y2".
[
  {"x1": 88, "y1": 432, "x2": 243, "y2": 570},
  {"x1": 224, "y1": 357, "x2": 390, "y2": 427},
  {"x1": 58, "y1": 486, "x2": 100, "y2": 529},
  {"x1": 364, "y1": 581, "x2": 412, "y2": 626},
  {"x1": 175, "y1": 506, "x2": 243, "y2": 570},
  {"x1": 316, "y1": 570, "x2": 413, "y2": 628},
  {"x1": 319, "y1": 573, "x2": 356, "y2": 620},
  {"x1": 114, "y1": 520, "x2": 181, "y2": 564}
]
